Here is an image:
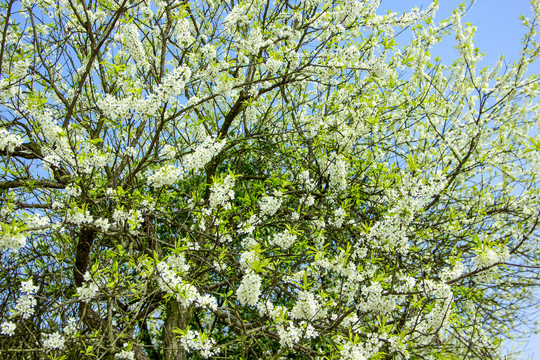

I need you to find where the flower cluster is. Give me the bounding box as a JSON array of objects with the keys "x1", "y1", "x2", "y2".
[
  {"x1": 183, "y1": 136, "x2": 225, "y2": 173},
  {"x1": 471, "y1": 244, "x2": 512, "y2": 282},
  {"x1": 36, "y1": 109, "x2": 64, "y2": 141},
  {"x1": 276, "y1": 321, "x2": 317, "y2": 348},
  {"x1": 238, "y1": 214, "x2": 260, "y2": 236},
  {"x1": 339, "y1": 337, "x2": 379, "y2": 360},
  {"x1": 329, "y1": 207, "x2": 346, "y2": 228},
  {"x1": 25, "y1": 214, "x2": 49, "y2": 231},
  {"x1": 290, "y1": 291, "x2": 327, "y2": 321},
  {"x1": 174, "y1": 15, "x2": 194, "y2": 44},
  {"x1": 65, "y1": 206, "x2": 94, "y2": 226},
  {"x1": 298, "y1": 170, "x2": 316, "y2": 190},
  {"x1": 97, "y1": 65, "x2": 190, "y2": 119},
  {"x1": 147, "y1": 164, "x2": 181, "y2": 188},
  {"x1": 156, "y1": 255, "x2": 217, "y2": 310},
  {"x1": 356, "y1": 282, "x2": 396, "y2": 314},
  {"x1": 441, "y1": 261, "x2": 464, "y2": 282},
  {"x1": 43, "y1": 331, "x2": 65, "y2": 350},
  {"x1": 319, "y1": 155, "x2": 348, "y2": 191},
  {"x1": 236, "y1": 271, "x2": 262, "y2": 306},
  {"x1": 472, "y1": 246, "x2": 510, "y2": 269},
  {"x1": 223, "y1": 3, "x2": 249, "y2": 32},
  {"x1": 161, "y1": 66, "x2": 192, "y2": 97},
  {"x1": 115, "y1": 349, "x2": 135, "y2": 360},
  {"x1": 265, "y1": 57, "x2": 282, "y2": 74},
  {"x1": 13, "y1": 279, "x2": 38, "y2": 319},
  {"x1": 94, "y1": 217, "x2": 111, "y2": 232},
  {"x1": 156, "y1": 254, "x2": 195, "y2": 304},
  {"x1": 160, "y1": 144, "x2": 176, "y2": 160},
  {"x1": 112, "y1": 208, "x2": 142, "y2": 232},
  {"x1": 269, "y1": 229, "x2": 297, "y2": 250},
  {"x1": 10, "y1": 56, "x2": 31, "y2": 79},
  {"x1": 258, "y1": 191, "x2": 282, "y2": 216},
  {"x1": 239, "y1": 249, "x2": 260, "y2": 270},
  {"x1": 64, "y1": 184, "x2": 81, "y2": 197},
  {"x1": 179, "y1": 330, "x2": 219, "y2": 359},
  {"x1": 122, "y1": 24, "x2": 148, "y2": 68},
  {"x1": 0, "y1": 223, "x2": 27, "y2": 251},
  {"x1": 209, "y1": 175, "x2": 236, "y2": 210},
  {"x1": 276, "y1": 322, "x2": 302, "y2": 348},
  {"x1": 0, "y1": 128, "x2": 24, "y2": 152},
  {"x1": 1, "y1": 321, "x2": 16, "y2": 336},
  {"x1": 76, "y1": 272, "x2": 99, "y2": 302},
  {"x1": 159, "y1": 254, "x2": 190, "y2": 275},
  {"x1": 63, "y1": 317, "x2": 79, "y2": 336}
]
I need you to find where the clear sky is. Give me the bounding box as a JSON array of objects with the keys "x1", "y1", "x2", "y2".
[
  {"x1": 466, "y1": 3, "x2": 540, "y2": 357},
  {"x1": 380, "y1": 0, "x2": 540, "y2": 73},
  {"x1": 378, "y1": 1, "x2": 540, "y2": 359}
]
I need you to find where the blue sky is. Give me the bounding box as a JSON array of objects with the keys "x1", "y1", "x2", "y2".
[
  {"x1": 378, "y1": 1, "x2": 540, "y2": 358},
  {"x1": 435, "y1": 2, "x2": 540, "y2": 358},
  {"x1": 380, "y1": 0, "x2": 540, "y2": 74}
]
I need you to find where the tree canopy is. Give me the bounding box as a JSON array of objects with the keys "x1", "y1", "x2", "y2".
[{"x1": 1, "y1": 0, "x2": 540, "y2": 359}]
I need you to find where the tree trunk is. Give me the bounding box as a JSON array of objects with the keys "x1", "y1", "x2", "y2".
[{"x1": 163, "y1": 300, "x2": 194, "y2": 360}]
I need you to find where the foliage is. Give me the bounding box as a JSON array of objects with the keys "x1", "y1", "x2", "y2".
[{"x1": 1, "y1": 0, "x2": 540, "y2": 359}]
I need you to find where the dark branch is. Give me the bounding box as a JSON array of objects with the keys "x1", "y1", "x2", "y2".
[
  {"x1": 0, "y1": 179, "x2": 65, "y2": 190},
  {"x1": 0, "y1": 142, "x2": 43, "y2": 159}
]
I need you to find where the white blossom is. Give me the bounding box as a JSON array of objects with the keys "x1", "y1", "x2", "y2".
[
  {"x1": 291, "y1": 291, "x2": 327, "y2": 321},
  {"x1": 0, "y1": 128, "x2": 24, "y2": 152},
  {"x1": 64, "y1": 317, "x2": 79, "y2": 336},
  {"x1": 0, "y1": 229, "x2": 27, "y2": 251},
  {"x1": 43, "y1": 332, "x2": 65, "y2": 350},
  {"x1": 259, "y1": 192, "x2": 282, "y2": 216},
  {"x1": 330, "y1": 207, "x2": 346, "y2": 228},
  {"x1": 236, "y1": 271, "x2": 262, "y2": 306},
  {"x1": 147, "y1": 165, "x2": 181, "y2": 188},
  {"x1": 25, "y1": 214, "x2": 49, "y2": 230},
  {"x1": 269, "y1": 229, "x2": 297, "y2": 250},
  {"x1": 122, "y1": 24, "x2": 148, "y2": 68},
  {"x1": 276, "y1": 322, "x2": 303, "y2": 348},
  {"x1": 472, "y1": 244, "x2": 512, "y2": 282},
  {"x1": 160, "y1": 144, "x2": 177, "y2": 160},
  {"x1": 1, "y1": 321, "x2": 16, "y2": 336},
  {"x1": 21, "y1": 279, "x2": 38, "y2": 293},
  {"x1": 265, "y1": 57, "x2": 282, "y2": 74},
  {"x1": 76, "y1": 273, "x2": 99, "y2": 302},
  {"x1": 94, "y1": 217, "x2": 111, "y2": 232},
  {"x1": 183, "y1": 136, "x2": 225, "y2": 174},
  {"x1": 240, "y1": 249, "x2": 259, "y2": 270},
  {"x1": 209, "y1": 175, "x2": 235, "y2": 210},
  {"x1": 115, "y1": 349, "x2": 135, "y2": 360},
  {"x1": 13, "y1": 279, "x2": 38, "y2": 319},
  {"x1": 179, "y1": 330, "x2": 219, "y2": 359}
]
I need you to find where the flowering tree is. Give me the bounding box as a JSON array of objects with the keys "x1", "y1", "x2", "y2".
[{"x1": 1, "y1": 0, "x2": 540, "y2": 358}]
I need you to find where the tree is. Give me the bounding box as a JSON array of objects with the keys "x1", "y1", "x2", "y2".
[{"x1": 1, "y1": 0, "x2": 540, "y2": 358}]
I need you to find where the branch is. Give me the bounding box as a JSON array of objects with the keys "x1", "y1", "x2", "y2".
[
  {"x1": 82, "y1": 306, "x2": 150, "y2": 360},
  {"x1": 0, "y1": 142, "x2": 43, "y2": 159},
  {"x1": 0, "y1": 0, "x2": 15, "y2": 74},
  {"x1": 0, "y1": 179, "x2": 65, "y2": 190},
  {"x1": 14, "y1": 201, "x2": 52, "y2": 209},
  {"x1": 204, "y1": 92, "x2": 250, "y2": 201},
  {"x1": 74, "y1": 228, "x2": 149, "y2": 359}
]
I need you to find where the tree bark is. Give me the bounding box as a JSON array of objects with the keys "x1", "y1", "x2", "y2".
[{"x1": 163, "y1": 301, "x2": 194, "y2": 360}]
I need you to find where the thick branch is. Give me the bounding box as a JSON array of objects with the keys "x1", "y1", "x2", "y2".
[
  {"x1": 0, "y1": 179, "x2": 65, "y2": 190},
  {"x1": 204, "y1": 92, "x2": 249, "y2": 201},
  {"x1": 0, "y1": 142, "x2": 43, "y2": 159},
  {"x1": 0, "y1": 0, "x2": 15, "y2": 74},
  {"x1": 74, "y1": 227, "x2": 96, "y2": 287}
]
